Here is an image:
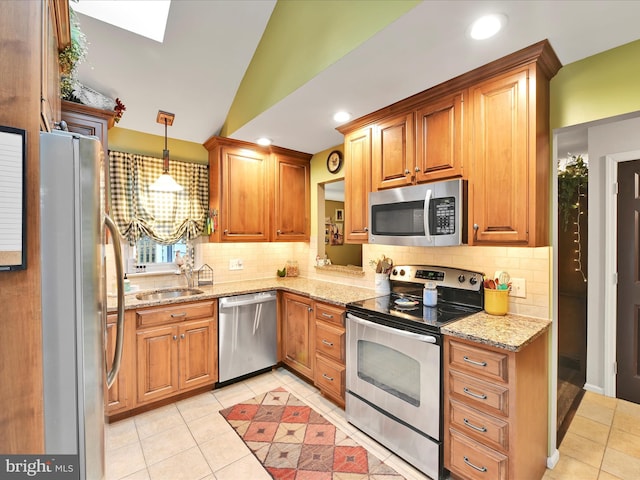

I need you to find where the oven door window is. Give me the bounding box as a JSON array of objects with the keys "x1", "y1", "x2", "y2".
[{"x1": 357, "y1": 340, "x2": 420, "y2": 407}]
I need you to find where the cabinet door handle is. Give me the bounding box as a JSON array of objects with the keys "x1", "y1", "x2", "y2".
[
  {"x1": 363, "y1": 227, "x2": 369, "y2": 232},
  {"x1": 171, "y1": 312, "x2": 186, "y2": 318},
  {"x1": 322, "y1": 339, "x2": 334, "y2": 347},
  {"x1": 322, "y1": 373, "x2": 334, "y2": 382},
  {"x1": 173, "y1": 335, "x2": 178, "y2": 340},
  {"x1": 463, "y1": 356, "x2": 487, "y2": 367},
  {"x1": 463, "y1": 456, "x2": 487, "y2": 473},
  {"x1": 276, "y1": 229, "x2": 281, "y2": 235},
  {"x1": 223, "y1": 229, "x2": 228, "y2": 235},
  {"x1": 463, "y1": 418, "x2": 487, "y2": 432},
  {"x1": 463, "y1": 387, "x2": 487, "y2": 400},
  {"x1": 404, "y1": 169, "x2": 411, "y2": 175},
  {"x1": 180, "y1": 333, "x2": 185, "y2": 339},
  {"x1": 414, "y1": 166, "x2": 421, "y2": 172},
  {"x1": 308, "y1": 307, "x2": 313, "y2": 312},
  {"x1": 321, "y1": 312, "x2": 334, "y2": 319}
]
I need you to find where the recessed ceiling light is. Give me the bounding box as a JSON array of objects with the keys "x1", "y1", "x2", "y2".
[
  {"x1": 333, "y1": 111, "x2": 352, "y2": 123},
  {"x1": 469, "y1": 14, "x2": 507, "y2": 40},
  {"x1": 256, "y1": 137, "x2": 272, "y2": 146}
]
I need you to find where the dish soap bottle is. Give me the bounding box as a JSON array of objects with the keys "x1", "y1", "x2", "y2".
[
  {"x1": 423, "y1": 282, "x2": 437, "y2": 307},
  {"x1": 123, "y1": 274, "x2": 131, "y2": 293}
]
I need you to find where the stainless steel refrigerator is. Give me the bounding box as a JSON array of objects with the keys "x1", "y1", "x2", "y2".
[{"x1": 40, "y1": 130, "x2": 124, "y2": 480}]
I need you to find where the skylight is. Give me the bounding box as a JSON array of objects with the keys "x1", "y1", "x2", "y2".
[{"x1": 70, "y1": 0, "x2": 171, "y2": 43}]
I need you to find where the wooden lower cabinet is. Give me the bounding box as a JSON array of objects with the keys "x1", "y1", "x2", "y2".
[
  {"x1": 280, "y1": 292, "x2": 314, "y2": 380},
  {"x1": 135, "y1": 301, "x2": 217, "y2": 406},
  {"x1": 106, "y1": 311, "x2": 135, "y2": 415},
  {"x1": 444, "y1": 333, "x2": 548, "y2": 480},
  {"x1": 313, "y1": 302, "x2": 346, "y2": 407}
]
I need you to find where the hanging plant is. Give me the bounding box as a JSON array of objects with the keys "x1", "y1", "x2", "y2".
[
  {"x1": 59, "y1": 9, "x2": 88, "y2": 101},
  {"x1": 558, "y1": 155, "x2": 588, "y2": 232}
]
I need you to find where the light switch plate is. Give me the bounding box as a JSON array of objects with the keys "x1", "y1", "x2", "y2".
[
  {"x1": 229, "y1": 258, "x2": 244, "y2": 270},
  {"x1": 509, "y1": 277, "x2": 526, "y2": 298}
]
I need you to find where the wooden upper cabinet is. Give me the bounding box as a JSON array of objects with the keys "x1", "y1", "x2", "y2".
[
  {"x1": 415, "y1": 91, "x2": 464, "y2": 183},
  {"x1": 338, "y1": 40, "x2": 561, "y2": 247},
  {"x1": 222, "y1": 145, "x2": 269, "y2": 242},
  {"x1": 372, "y1": 112, "x2": 415, "y2": 190},
  {"x1": 343, "y1": 127, "x2": 372, "y2": 243},
  {"x1": 41, "y1": 0, "x2": 70, "y2": 132},
  {"x1": 204, "y1": 136, "x2": 311, "y2": 242},
  {"x1": 469, "y1": 69, "x2": 529, "y2": 245},
  {"x1": 272, "y1": 150, "x2": 311, "y2": 241}
]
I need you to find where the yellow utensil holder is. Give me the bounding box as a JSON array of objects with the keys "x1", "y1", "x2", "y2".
[{"x1": 484, "y1": 289, "x2": 509, "y2": 316}]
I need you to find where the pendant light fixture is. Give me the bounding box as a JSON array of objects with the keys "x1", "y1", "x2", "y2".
[{"x1": 149, "y1": 110, "x2": 183, "y2": 192}]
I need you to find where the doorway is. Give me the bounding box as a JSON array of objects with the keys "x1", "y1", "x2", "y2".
[
  {"x1": 615, "y1": 159, "x2": 640, "y2": 404},
  {"x1": 556, "y1": 149, "x2": 588, "y2": 443}
]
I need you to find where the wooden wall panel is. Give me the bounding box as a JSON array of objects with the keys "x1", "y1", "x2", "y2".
[{"x1": 0, "y1": 0, "x2": 45, "y2": 453}]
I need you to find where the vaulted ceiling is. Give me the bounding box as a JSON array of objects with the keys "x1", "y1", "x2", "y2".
[{"x1": 75, "y1": 0, "x2": 640, "y2": 155}]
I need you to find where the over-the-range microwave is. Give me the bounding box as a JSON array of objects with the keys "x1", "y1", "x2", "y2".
[{"x1": 368, "y1": 179, "x2": 467, "y2": 247}]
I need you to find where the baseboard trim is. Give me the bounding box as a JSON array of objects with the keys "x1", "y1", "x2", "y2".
[
  {"x1": 547, "y1": 449, "x2": 560, "y2": 469},
  {"x1": 584, "y1": 383, "x2": 605, "y2": 395}
]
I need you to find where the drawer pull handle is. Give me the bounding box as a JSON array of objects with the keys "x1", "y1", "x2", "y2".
[
  {"x1": 171, "y1": 312, "x2": 187, "y2": 318},
  {"x1": 463, "y1": 387, "x2": 487, "y2": 400},
  {"x1": 321, "y1": 312, "x2": 334, "y2": 319},
  {"x1": 322, "y1": 339, "x2": 334, "y2": 347},
  {"x1": 463, "y1": 356, "x2": 487, "y2": 367},
  {"x1": 322, "y1": 373, "x2": 334, "y2": 382},
  {"x1": 463, "y1": 456, "x2": 487, "y2": 473},
  {"x1": 463, "y1": 418, "x2": 487, "y2": 432}
]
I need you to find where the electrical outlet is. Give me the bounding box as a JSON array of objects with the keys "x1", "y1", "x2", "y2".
[
  {"x1": 229, "y1": 258, "x2": 244, "y2": 270},
  {"x1": 509, "y1": 277, "x2": 526, "y2": 298}
]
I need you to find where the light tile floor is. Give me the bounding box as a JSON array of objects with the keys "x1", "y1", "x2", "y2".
[
  {"x1": 107, "y1": 369, "x2": 640, "y2": 480},
  {"x1": 543, "y1": 390, "x2": 640, "y2": 480},
  {"x1": 106, "y1": 367, "x2": 431, "y2": 480}
]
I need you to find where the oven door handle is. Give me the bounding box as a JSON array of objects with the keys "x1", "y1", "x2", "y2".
[{"x1": 347, "y1": 313, "x2": 437, "y2": 344}]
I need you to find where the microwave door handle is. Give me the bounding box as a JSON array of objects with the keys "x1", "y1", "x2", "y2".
[
  {"x1": 347, "y1": 313, "x2": 437, "y2": 344},
  {"x1": 424, "y1": 188, "x2": 432, "y2": 243}
]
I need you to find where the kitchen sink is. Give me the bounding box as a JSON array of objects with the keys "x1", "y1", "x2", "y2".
[{"x1": 135, "y1": 288, "x2": 204, "y2": 301}]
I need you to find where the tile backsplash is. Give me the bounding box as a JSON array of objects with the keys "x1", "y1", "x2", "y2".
[{"x1": 108, "y1": 239, "x2": 550, "y2": 320}]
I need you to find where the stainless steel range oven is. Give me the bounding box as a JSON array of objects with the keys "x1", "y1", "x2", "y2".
[{"x1": 346, "y1": 265, "x2": 484, "y2": 480}]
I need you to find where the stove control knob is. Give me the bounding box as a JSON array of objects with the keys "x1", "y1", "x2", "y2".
[
  {"x1": 469, "y1": 276, "x2": 478, "y2": 285},
  {"x1": 458, "y1": 274, "x2": 465, "y2": 283},
  {"x1": 392, "y1": 269, "x2": 398, "y2": 276},
  {"x1": 399, "y1": 269, "x2": 406, "y2": 276}
]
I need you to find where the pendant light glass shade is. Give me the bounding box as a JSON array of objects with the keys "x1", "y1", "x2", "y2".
[{"x1": 150, "y1": 110, "x2": 183, "y2": 192}]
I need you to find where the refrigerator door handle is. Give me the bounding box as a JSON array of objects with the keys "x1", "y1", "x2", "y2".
[{"x1": 105, "y1": 214, "x2": 125, "y2": 388}]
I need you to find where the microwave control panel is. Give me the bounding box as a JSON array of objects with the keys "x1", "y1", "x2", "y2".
[{"x1": 430, "y1": 197, "x2": 456, "y2": 235}]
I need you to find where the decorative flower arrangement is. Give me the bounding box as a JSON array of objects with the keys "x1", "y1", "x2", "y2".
[
  {"x1": 114, "y1": 98, "x2": 126, "y2": 123},
  {"x1": 59, "y1": 9, "x2": 88, "y2": 101},
  {"x1": 369, "y1": 254, "x2": 393, "y2": 274}
]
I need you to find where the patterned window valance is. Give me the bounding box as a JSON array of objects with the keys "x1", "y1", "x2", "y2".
[{"x1": 109, "y1": 150, "x2": 208, "y2": 245}]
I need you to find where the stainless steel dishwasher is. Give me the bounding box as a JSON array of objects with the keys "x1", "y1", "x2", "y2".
[{"x1": 218, "y1": 291, "x2": 277, "y2": 384}]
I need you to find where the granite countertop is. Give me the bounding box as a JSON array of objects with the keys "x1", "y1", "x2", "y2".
[
  {"x1": 442, "y1": 311, "x2": 551, "y2": 352},
  {"x1": 107, "y1": 277, "x2": 378, "y2": 312}
]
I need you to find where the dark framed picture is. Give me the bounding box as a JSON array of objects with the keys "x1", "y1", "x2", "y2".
[
  {"x1": 335, "y1": 208, "x2": 344, "y2": 222},
  {"x1": 0, "y1": 125, "x2": 27, "y2": 271}
]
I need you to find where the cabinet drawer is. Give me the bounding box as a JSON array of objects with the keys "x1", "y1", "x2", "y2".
[
  {"x1": 314, "y1": 302, "x2": 345, "y2": 326},
  {"x1": 315, "y1": 321, "x2": 345, "y2": 362},
  {"x1": 449, "y1": 399, "x2": 509, "y2": 451},
  {"x1": 448, "y1": 340, "x2": 509, "y2": 383},
  {"x1": 449, "y1": 370, "x2": 509, "y2": 417},
  {"x1": 449, "y1": 429, "x2": 508, "y2": 480},
  {"x1": 136, "y1": 301, "x2": 215, "y2": 327},
  {"x1": 314, "y1": 355, "x2": 344, "y2": 400}
]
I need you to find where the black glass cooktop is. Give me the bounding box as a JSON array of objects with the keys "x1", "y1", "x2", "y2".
[{"x1": 346, "y1": 291, "x2": 482, "y2": 335}]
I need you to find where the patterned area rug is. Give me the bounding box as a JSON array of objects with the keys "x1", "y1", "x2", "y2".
[{"x1": 219, "y1": 387, "x2": 405, "y2": 479}]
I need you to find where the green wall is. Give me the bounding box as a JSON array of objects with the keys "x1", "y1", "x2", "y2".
[
  {"x1": 221, "y1": 0, "x2": 420, "y2": 137},
  {"x1": 108, "y1": 127, "x2": 208, "y2": 164},
  {"x1": 551, "y1": 39, "x2": 640, "y2": 130}
]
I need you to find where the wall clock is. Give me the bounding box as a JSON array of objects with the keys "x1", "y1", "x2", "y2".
[{"x1": 326, "y1": 150, "x2": 343, "y2": 174}]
